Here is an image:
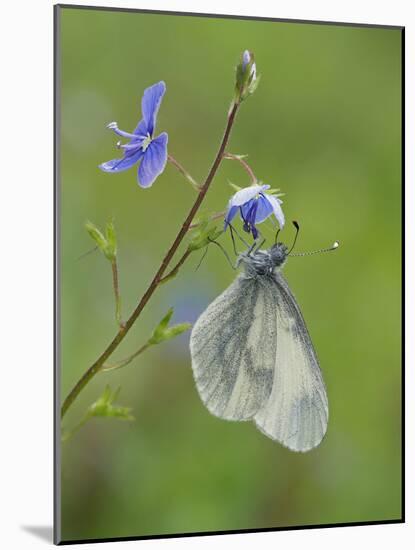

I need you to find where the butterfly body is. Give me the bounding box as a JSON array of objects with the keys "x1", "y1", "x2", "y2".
[
  {"x1": 237, "y1": 242, "x2": 288, "y2": 277},
  {"x1": 190, "y1": 242, "x2": 328, "y2": 452}
]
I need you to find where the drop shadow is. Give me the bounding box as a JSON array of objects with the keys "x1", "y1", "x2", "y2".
[{"x1": 21, "y1": 525, "x2": 53, "y2": 543}]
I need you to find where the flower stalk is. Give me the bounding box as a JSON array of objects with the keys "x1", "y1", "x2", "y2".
[
  {"x1": 168, "y1": 154, "x2": 201, "y2": 191},
  {"x1": 223, "y1": 152, "x2": 257, "y2": 183}
]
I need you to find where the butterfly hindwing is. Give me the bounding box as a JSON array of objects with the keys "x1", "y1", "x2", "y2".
[{"x1": 190, "y1": 275, "x2": 277, "y2": 420}]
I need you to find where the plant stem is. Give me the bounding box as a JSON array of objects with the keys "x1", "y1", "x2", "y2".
[
  {"x1": 168, "y1": 154, "x2": 201, "y2": 191},
  {"x1": 158, "y1": 249, "x2": 192, "y2": 284},
  {"x1": 224, "y1": 152, "x2": 257, "y2": 183},
  {"x1": 111, "y1": 258, "x2": 123, "y2": 328},
  {"x1": 61, "y1": 101, "x2": 240, "y2": 419},
  {"x1": 101, "y1": 343, "x2": 151, "y2": 373}
]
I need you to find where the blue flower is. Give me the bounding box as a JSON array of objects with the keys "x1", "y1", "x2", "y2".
[
  {"x1": 99, "y1": 81, "x2": 168, "y2": 188},
  {"x1": 224, "y1": 184, "x2": 285, "y2": 239}
]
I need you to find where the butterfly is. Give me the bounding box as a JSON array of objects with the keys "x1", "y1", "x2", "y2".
[{"x1": 190, "y1": 237, "x2": 338, "y2": 452}]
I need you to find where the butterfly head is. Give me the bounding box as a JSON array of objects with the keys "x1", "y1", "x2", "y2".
[{"x1": 269, "y1": 242, "x2": 289, "y2": 268}]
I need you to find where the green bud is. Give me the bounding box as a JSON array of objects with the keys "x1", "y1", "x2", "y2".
[
  {"x1": 105, "y1": 220, "x2": 117, "y2": 261},
  {"x1": 148, "y1": 307, "x2": 191, "y2": 345},
  {"x1": 85, "y1": 221, "x2": 107, "y2": 251},
  {"x1": 85, "y1": 219, "x2": 117, "y2": 261},
  {"x1": 61, "y1": 385, "x2": 134, "y2": 441},
  {"x1": 234, "y1": 50, "x2": 259, "y2": 103},
  {"x1": 188, "y1": 220, "x2": 223, "y2": 252},
  {"x1": 87, "y1": 385, "x2": 134, "y2": 420}
]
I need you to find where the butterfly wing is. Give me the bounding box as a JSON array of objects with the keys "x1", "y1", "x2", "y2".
[
  {"x1": 254, "y1": 272, "x2": 329, "y2": 452},
  {"x1": 190, "y1": 275, "x2": 277, "y2": 420}
]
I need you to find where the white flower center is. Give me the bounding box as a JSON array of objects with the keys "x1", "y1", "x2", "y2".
[{"x1": 142, "y1": 133, "x2": 152, "y2": 152}]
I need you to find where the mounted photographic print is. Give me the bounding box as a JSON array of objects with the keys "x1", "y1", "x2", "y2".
[{"x1": 54, "y1": 4, "x2": 404, "y2": 545}]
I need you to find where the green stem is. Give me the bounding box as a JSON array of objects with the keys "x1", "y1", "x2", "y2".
[
  {"x1": 61, "y1": 101, "x2": 240, "y2": 419},
  {"x1": 168, "y1": 154, "x2": 201, "y2": 191},
  {"x1": 111, "y1": 258, "x2": 123, "y2": 328},
  {"x1": 61, "y1": 416, "x2": 90, "y2": 443},
  {"x1": 101, "y1": 343, "x2": 151, "y2": 373},
  {"x1": 158, "y1": 249, "x2": 192, "y2": 284}
]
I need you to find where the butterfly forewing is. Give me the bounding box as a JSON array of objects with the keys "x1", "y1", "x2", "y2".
[
  {"x1": 190, "y1": 275, "x2": 277, "y2": 420},
  {"x1": 254, "y1": 272, "x2": 328, "y2": 452}
]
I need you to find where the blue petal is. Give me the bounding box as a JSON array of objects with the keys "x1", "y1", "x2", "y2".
[
  {"x1": 137, "y1": 132, "x2": 168, "y2": 188},
  {"x1": 133, "y1": 118, "x2": 149, "y2": 138},
  {"x1": 245, "y1": 200, "x2": 259, "y2": 226},
  {"x1": 224, "y1": 204, "x2": 239, "y2": 230},
  {"x1": 265, "y1": 194, "x2": 285, "y2": 228},
  {"x1": 242, "y1": 50, "x2": 251, "y2": 70},
  {"x1": 141, "y1": 81, "x2": 166, "y2": 137},
  {"x1": 255, "y1": 195, "x2": 274, "y2": 223},
  {"x1": 99, "y1": 148, "x2": 143, "y2": 173},
  {"x1": 240, "y1": 198, "x2": 256, "y2": 223}
]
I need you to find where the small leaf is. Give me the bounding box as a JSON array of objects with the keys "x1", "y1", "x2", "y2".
[
  {"x1": 61, "y1": 385, "x2": 133, "y2": 442},
  {"x1": 87, "y1": 385, "x2": 134, "y2": 421},
  {"x1": 228, "y1": 181, "x2": 242, "y2": 193},
  {"x1": 148, "y1": 308, "x2": 191, "y2": 345},
  {"x1": 161, "y1": 322, "x2": 192, "y2": 342},
  {"x1": 85, "y1": 221, "x2": 107, "y2": 252}
]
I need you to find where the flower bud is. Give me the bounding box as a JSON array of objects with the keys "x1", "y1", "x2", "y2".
[
  {"x1": 234, "y1": 50, "x2": 260, "y2": 103},
  {"x1": 85, "y1": 219, "x2": 117, "y2": 261}
]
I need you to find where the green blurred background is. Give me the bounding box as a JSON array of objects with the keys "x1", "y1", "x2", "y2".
[{"x1": 58, "y1": 7, "x2": 402, "y2": 542}]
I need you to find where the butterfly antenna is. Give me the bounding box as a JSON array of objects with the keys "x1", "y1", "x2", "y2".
[
  {"x1": 287, "y1": 221, "x2": 300, "y2": 254},
  {"x1": 274, "y1": 228, "x2": 281, "y2": 244},
  {"x1": 77, "y1": 245, "x2": 99, "y2": 261},
  {"x1": 289, "y1": 241, "x2": 340, "y2": 257}
]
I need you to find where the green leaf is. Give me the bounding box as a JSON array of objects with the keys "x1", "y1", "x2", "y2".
[
  {"x1": 231, "y1": 153, "x2": 248, "y2": 160},
  {"x1": 161, "y1": 322, "x2": 192, "y2": 342},
  {"x1": 148, "y1": 308, "x2": 191, "y2": 345},
  {"x1": 61, "y1": 385, "x2": 133, "y2": 442},
  {"x1": 87, "y1": 385, "x2": 134, "y2": 420},
  {"x1": 267, "y1": 188, "x2": 285, "y2": 197}
]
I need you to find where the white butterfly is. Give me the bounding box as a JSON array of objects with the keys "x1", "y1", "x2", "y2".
[{"x1": 190, "y1": 242, "x2": 331, "y2": 452}]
